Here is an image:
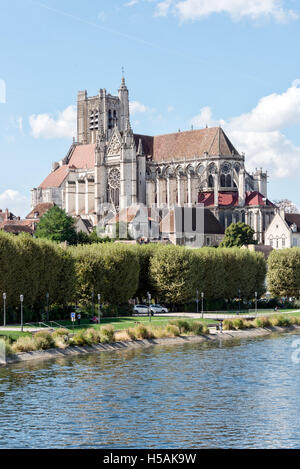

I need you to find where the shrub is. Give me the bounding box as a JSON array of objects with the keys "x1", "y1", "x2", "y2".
[
  {"x1": 114, "y1": 330, "x2": 131, "y2": 342},
  {"x1": 253, "y1": 317, "x2": 271, "y2": 328},
  {"x1": 232, "y1": 318, "x2": 246, "y2": 330},
  {"x1": 290, "y1": 316, "x2": 300, "y2": 325},
  {"x1": 222, "y1": 319, "x2": 234, "y2": 330},
  {"x1": 70, "y1": 330, "x2": 89, "y2": 346},
  {"x1": 34, "y1": 331, "x2": 55, "y2": 350},
  {"x1": 169, "y1": 319, "x2": 192, "y2": 333},
  {"x1": 83, "y1": 328, "x2": 101, "y2": 345},
  {"x1": 270, "y1": 315, "x2": 291, "y2": 327},
  {"x1": 12, "y1": 336, "x2": 37, "y2": 353},
  {"x1": 190, "y1": 321, "x2": 205, "y2": 335},
  {"x1": 132, "y1": 324, "x2": 154, "y2": 340},
  {"x1": 99, "y1": 325, "x2": 115, "y2": 344},
  {"x1": 165, "y1": 324, "x2": 180, "y2": 337}
]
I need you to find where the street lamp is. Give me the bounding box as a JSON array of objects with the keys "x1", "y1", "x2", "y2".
[
  {"x1": 92, "y1": 291, "x2": 95, "y2": 316},
  {"x1": 201, "y1": 292, "x2": 204, "y2": 319},
  {"x1": 196, "y1": 289, "x2": 199, "y2": 314},
  {"x1": 255, "y1": 291, "x2": 258, "y2": 315},
  {"x1": 147, "y1": 291, "x2": 152, "y2": 322},
  {"x1": 97, "y1": 293, "x2": 101, "y2": 325},
  {"x1": 3, "y1": 293, "x2": 6, "y2": 327},
  {"x1": 46, "y1": 292, "x2": 49, "y2": 322},
  {"x1": 20, "y1": 294, "x2": 24, "y2": 332}
]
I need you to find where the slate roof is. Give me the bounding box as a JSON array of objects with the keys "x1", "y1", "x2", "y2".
[{"x1": 285, "y1": 213, "x2": 300, "y2": 232}]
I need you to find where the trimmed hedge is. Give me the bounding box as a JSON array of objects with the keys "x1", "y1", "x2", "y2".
[
  {"x1": 0, "y1": 233, "x2": 267, "y2": 319},
  {"x1": 267, "y1": 248, "x2": 300, "y2": 297}
]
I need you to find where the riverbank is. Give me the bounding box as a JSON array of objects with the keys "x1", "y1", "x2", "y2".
[{"x1": 2, "y1": 324, "x2": 300, "y2": 367}]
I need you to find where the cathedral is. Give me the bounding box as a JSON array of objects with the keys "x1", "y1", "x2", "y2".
[{"x1": 31, "y1": 78, "x2": 276, "y2": 243}]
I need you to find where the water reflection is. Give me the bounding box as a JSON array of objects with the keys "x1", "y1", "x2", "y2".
[{"x1": 0, "y1": 333, "x2": 300, "y2": 448}]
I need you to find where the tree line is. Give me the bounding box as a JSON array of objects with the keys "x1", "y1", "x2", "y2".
[{"x1": 0, "y1": 231, "x2": 268, "y2": 323}]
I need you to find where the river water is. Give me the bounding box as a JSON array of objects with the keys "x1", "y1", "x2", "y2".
[{"x1": 0, "y1": 332, "x2": 300, "y2": 449}]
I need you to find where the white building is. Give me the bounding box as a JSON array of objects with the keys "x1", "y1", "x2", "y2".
[{"x1": 265, "y1": 212, "x2": 300, "y2": 249}]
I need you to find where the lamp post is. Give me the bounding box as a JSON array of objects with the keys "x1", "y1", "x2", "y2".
[
  {"x1": 97, "y1": 293, "x2": 101, "y2": 325},
  {"x1": 196, "y1": 289, "x2": 199, "y2": 314},
  {"x1": 147, "y1": 291, "x2": 151, "y2": 322},
  {"x1": 201, "y1": 292, "x2": 204, "y2": 318},
  {"x1": 255, "y1": 291, "x2": 258, "y2": 316},
  {"x1": 92, "y1": 291, "x2": 95, "y2": 316},
  {"x1": 20, "y1": 295, "x2": 24, "y2": 332},
  {"x1": 3, "y1": 293, "x2": 6, "y2": 327},
  {"x1": 46, "y1": 292, "x2": 49, "y2": 323},
  {"x1": 238, "y1": 289, "x2": 241, "y2": 315}
]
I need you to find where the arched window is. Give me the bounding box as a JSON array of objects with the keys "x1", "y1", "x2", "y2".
[
  {"x1": 220, "y1": 174, "x2": 226, "y2": 187},
  {"x1": 108, "y1": 110, "x2": 113, "y2": 129},
  {"x1": 208, "y1": 175, "x2": 214, "y2": 188},
  {"x1": 226, "y1": 174, "x2": 232, "y2": 187}
]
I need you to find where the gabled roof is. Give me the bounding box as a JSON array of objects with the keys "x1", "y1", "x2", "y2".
[
  {"x1": 68, "y1": 143, "x2": 95, "y2": 168},
  {"x1": 39, "y1": 165, "x2": 70, "y2": 189},
  {"x1": 137, "y1": 127, "x2": 239, "y2": 162},
  {"x1": 26, "y1": 202, "x2": 55, "y2": 219}
]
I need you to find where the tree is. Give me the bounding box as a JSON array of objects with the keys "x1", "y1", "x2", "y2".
[
  {"x1": 267, "y1": 248, "x2": 300, "y2": 297},
  {"x1": 35, "y1": 206, "x2": 77, "y2": 245},
  {"x1": 273, "y1": 199, "x2": 299, "y2": 214},
  {"x1": 219, "y1": 222, "x2": 256, "y2": 248}
]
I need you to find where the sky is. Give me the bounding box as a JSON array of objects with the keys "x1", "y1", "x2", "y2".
[{"x1": 1, "y1": 0, "x2": 300, "y2": 216}]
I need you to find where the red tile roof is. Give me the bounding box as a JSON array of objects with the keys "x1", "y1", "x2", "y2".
[
  {"x1": 39, "y1": 165, "x2": 70, "y2": 189},
  {"x1": 0, "y1": 221, "x2": 34, "y2": 234},
  {"x1": 135, "y1": 127, "x2": 239, "y2": 161},
  {"x1": 39, "y1": 144, "x2": 96, "y2": 189},
  {"x1": 26, "y1": 202, "x2": 55, "y2": 219},
  {"x1": 198, "y1": 191, "x2": 275, "y2": 207},
  {"x1": 68, "y1": 144, "x2": 95, "y2": 169}
]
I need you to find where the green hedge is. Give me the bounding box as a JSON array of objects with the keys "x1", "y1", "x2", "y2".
[
  {"x1": 0, "y1": 233, "x2": 267, "y2": 320},
  {"x1": 267, "y1": 248, "x2": 300, "y2": 297}
]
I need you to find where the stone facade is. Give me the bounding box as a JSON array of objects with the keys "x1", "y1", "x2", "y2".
[{"x1": 31, "y1": 78, "x2": 276, "y2": 243}]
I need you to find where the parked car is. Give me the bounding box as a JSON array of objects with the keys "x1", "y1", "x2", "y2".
[
  {"x1": 133, "y1": 305, "x2": 149, "y2": 315},
  {"x1": 150, "y1": 304, "x2": 169, "y2": 314}
]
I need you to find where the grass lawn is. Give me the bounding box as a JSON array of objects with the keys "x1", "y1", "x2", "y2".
[
  {"x1": 43, "y1": 316, "x2": 217, "y2": 332},
  {"x1": 0, "y1": 331, "x2": 32, "y2": 342}
]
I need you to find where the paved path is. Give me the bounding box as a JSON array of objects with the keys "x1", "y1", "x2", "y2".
[
  {"x1": 160, "y1": 310, "x2": 300, "y2": 320},
  {"x1": 0, "y1": 327, "x2": 52, "y2": 332}
]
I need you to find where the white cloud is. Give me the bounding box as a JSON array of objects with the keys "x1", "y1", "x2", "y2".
[
  {"x1": 155, "y1": 0, "x2": 173, "y2": 16},
  {"x1": 29, "y1": 105, "x2": 76, "y2": 139},
  {"x1": 125, "y1": 0, "x2": 140, "y2": 5},
  {"x1": 190, "y1": 80, "x2": 300, "y2": 178},
  {"x1": 0, "y1": 79, "x2": 6, "y2": 104},
  {"x1": 130, "y1": 100, "x2": 149, "y2": 114},
  {"x1": 0, "y1": 190, "x2": 30, "y2": 218},
  {"x1": 155, "y1": 0, "x2": 298, "y2": 22}
]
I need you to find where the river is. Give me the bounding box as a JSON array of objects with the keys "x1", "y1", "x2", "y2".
[{"x1": 0, "y1": 332, "x2": 300, "y2": 448}]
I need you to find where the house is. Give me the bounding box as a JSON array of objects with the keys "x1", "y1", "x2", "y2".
[
  {"x1": 0, "y1": 209, "x2": 34, "y2": 235},
  {"x1": 265, "y1": 212, "x2": 300, "y2": 249}
]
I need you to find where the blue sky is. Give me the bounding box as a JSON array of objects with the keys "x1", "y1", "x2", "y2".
[{"x1": 1, "y1": 0, "x2": 300, "y2": 216}]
